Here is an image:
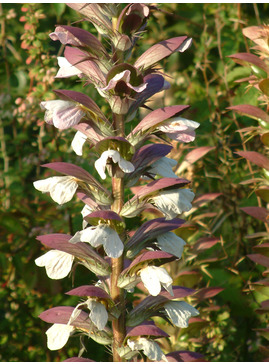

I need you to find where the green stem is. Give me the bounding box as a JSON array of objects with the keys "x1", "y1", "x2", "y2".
[{"x1": 111, "y1": 114, "x2": 126, "y2": 362}]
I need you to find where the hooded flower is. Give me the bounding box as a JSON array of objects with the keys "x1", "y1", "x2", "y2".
[
  {"x1": 156, "y1": 232, "x2": 186, "y2": 258},
  {"x1": 140, "y1": 265, "x2": 173, "y2": 296},
  {"x1": 71, "y1": 131, "x2": 88, "y2": 156},
  {"x1": 95, "y1": 149, "x2": 135, "y2": 180},
  {"x1": 33, "y1": 176, "x2": 78, "y2": 205},
  {"x1": 35, "y1": 250, "x2": 74, "y2": 279},
  {"x1": 68, "y1": 299, "x2": 108, "y2": 331},
  {"x1": 157, "y1": 116, "x2": 200, "y2": 143},
  {"x1": 164, "y1": 301, "x2": 199, "y2": 328},
  {"x1": 40, "y1": 100, "x2": 86, "y2": 130},
  {"x1": 151, "y1": 188, "x2": 195, "y2": 219},
  {"x1": 99, "y1": 70, "x2": 147, "y2": 94},
  {"x1": 127, "y1": 338, "x2": 167, "y2": 362},
  {"x1": 55, "y1": 57, "x2": 83, "y2": 78},
  {"x1": 69, "y1": 224, "x2": 124, "y2": 258},
  {"x1": 46, "y1": 323, "x2": 74, "y2": 350},
  {"x1": 148, "y1": 157, "x2": 178, "y2": 178}
]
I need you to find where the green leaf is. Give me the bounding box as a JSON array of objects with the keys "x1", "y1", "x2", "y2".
[
  {"x1": 259, "y1": 78, "x2": 269, "y2": 97},
  {"x1": 52, "y1": 3, "x2": 66, "y2": 17},
  {"x1": 256, "y1": 188, "x2": 269, "y2": 203}
]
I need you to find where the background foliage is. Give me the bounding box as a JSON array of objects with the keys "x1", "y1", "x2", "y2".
[{"x1": 1, "y1": 3, "x2": 268, "y2": 361}]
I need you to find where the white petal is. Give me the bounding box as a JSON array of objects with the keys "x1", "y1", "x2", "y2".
[
  {"x1": 78, "y1": 224, "x2": 123, "y2": 258},
  {"x1": 34, "y1": 176, "x2": 78, "y2": 205},
  {"x1": 81, "y1": 204, "x2": 93, "y2": 218},
  {"x1": 140, "y1": 266, "x2": 173, "y2": 296},
  {"x1": 68, "y1": 304, "x2": 84, "y2": 326},
  {"x1": 157, "y1": 232, "x2": 186, "y2": 258},
  {"x1": 33, "y1": 177, "x2": 56, "y2": 193},
  {"x1": 152, "y1": 188, "x2": 195, "y2": 219},
  {"x1": 106, "y1": 150, "x2": 121, "y2": 164},
  {"x1": 41, "y1": 100, "x2": 85, "y2": 130},
  {"x1": 87, "y1": 300, "x2": 108, "y2": 331},
  {"x1": 178, "y1": 37, "x2": 193, "y2": 52},
  {"x1": 155, "y1": 266, "x2": 174, "y2": 296},
  {"x1": 56, "y1": 57, "x2": 82, "y2": 78},
  {"x1": 102, "y1": 227, "x2": 124, "y2": 258},
  {"x1": 35, "y1": 250, "x2": 74, "y2": 279},
  {"x1": 54, "y1": 105, "x2": 85, "y2": 129},
  {"x1": 69, "y1": 230, "x2": 83, "y2": 244},
  {"x1": 158, "y1": 117, "x2": 200, "y2": 133},
  {"x1": 127, "y1": 338, "x2": 167, "y2": 362},
  {"x1": 164, "y1": 301, "x2": 199, "y2": 328},
  {"x1": 49, "y1": 176, "x2": 78, "y2": 205},
  {"x1": 95, "y1": 150, "x2": 134, "y2": 180},
  {"x1": 79, "y1": 226, "x2": 104, "y2": 247},
  {"x1": 140, "y1": 266, "x2": 161, "y2": 296},
  {"x1": 81, "y1": 204, "x2": 92, "y2": 229},
  {"x1": 71, "y1": 131, "x2": 87, "y2": 156},
  {"x1": 94, "y1": 152, "x2": 109, "y2": 180},
  {"x1": 46, "y1": 324, "x2": 73, "y2": 351},
  {"x1": 149, "y1": 157, "x2": 177, "y2": 178},
  {"x1": 118, "y1": 157, "x2": 135, "y2": 174},
  {"x1": 41, "y1": 100, "x2": 71, "y2": 112}
]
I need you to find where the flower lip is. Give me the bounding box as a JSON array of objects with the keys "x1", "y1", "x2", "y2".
[
  {"x1": 40, "y1": 99, "x2": 86, "y2": 130},
  {"x1": 140, "y1": 265, "x2": 174, "y2": 296},
  {"x1": 35, "y1": 249, "x2": 74, "y2": 280},
  {"x1": 71, "y1": 131, "x2": 87, "y2": 156},
  {"x1": 69, "y1": 224, "x2": 124, "y2": 258},
  {"x1": 152, "y1": 188, "x2": 195, "y2": 219},
  {"x1": 127, "y1": 338, "x2": 167, "y2": 362},
  {"x1": 46, "y1": 323, "x2": 74, "y2": 351},
  {"x1": 157, "y1": 116, "x2": 200, "y2": 143},
  {"x1": 156, "y1": 232, "x2": 186, "y2": 259},
  {"x1": 95, "y1": 149, "x2": 135, "y2": 180},
  {"x1": 164, "y1": 301, "x2": 199, "y2": 328},
  {"x1": 55, "y1": 57, "x2": 83, "y2": 78},
  {"x1": 33, "y1": 176, "x2": 78, "y2": 205}
]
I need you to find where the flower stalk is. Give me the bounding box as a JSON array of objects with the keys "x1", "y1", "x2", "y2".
[
  {"x1": 111, "y1": 114, "x2": 126, "y2": 361},
  {"x1": 33, "y1": 4, "x2": 200, "y2": 362}
]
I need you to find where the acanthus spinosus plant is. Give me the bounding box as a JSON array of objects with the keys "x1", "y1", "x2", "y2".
[{"x1": 34, "y1": 3, "x2": 200, "y2": 362}]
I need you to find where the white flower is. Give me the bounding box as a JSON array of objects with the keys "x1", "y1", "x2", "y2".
[
  {"x1": 33, "y1": 176, "x2": 78, "y2": 205},
  {"x1": 71, "y1": 131, "x2": 87, "y2": 156},
  {"x1": 152, "y1": 188, "x2": 195, "y2": 219},
  {"x1": 95, "y1": 149, "x2": 135, "y2": 180},
  {"x1": 81, "y1": 204, "x2": 93, "y2": 229},
  {"x1": 35, "y1": 250, "x2": 74, "y2": 279},
  {"x1": 69, "y1": 224, "x2": 123, "y2": 258},
  {"x1": 127, "y1": 338, "x2": 167, "y2": 362},
  {"x1": 148, "y1": 157, "x2": 177, "y2": 178},
  {"x1": 46, "y1": 323, "x2": 74, "y2": 350},
  {"x1": 55, "y1": 57, "x2": 83, "y2": 78},
  {"x1": 81, "y1": 204, "x2": 93, "y2": 218},
  {"x1": 40, "y1": 100, "x2": 86, "y2": 130},
  {"x1": 99, "y1": 70, "x2": 148, "y2": 93},
  {"x1": 87, "y1": 300, "x2": 108, "y2": 330},
  {"x1": 156, "y1": 232, "x2": 186, "y2": 258},
  {"x1": 68, "y1": 299, "x2": 108, "y2": 331},
  {"x1": 140, "y1": 265, "x2": 173, "y2": 296},
  {"x1": 164, "y1": 301, "x2": 199, "y2": 328},
  {"x1": 157, "y1": 116, "x2": 200, "y2": 143}
]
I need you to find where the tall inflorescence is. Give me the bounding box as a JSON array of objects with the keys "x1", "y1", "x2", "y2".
[{"x1": 34, "y1": 4, "x2": 200, "y2": 362}]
